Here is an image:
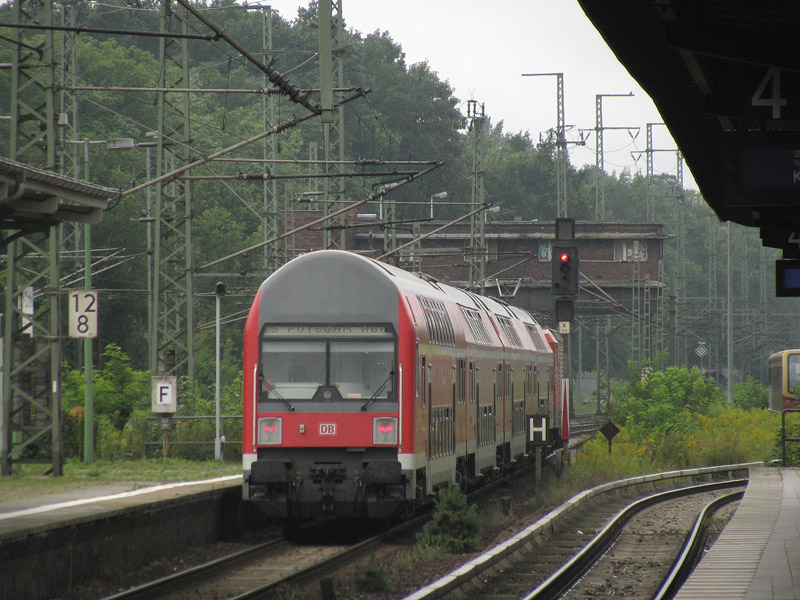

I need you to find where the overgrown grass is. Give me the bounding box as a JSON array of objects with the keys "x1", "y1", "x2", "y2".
[
  {"x1": 513, "y1": 405, "x2": 779, "y2": 517},
  {"x1": 0, "y1": 458, "x2": 240, "y2": 503}
]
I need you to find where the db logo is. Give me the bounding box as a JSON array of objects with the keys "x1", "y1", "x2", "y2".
[{"x1": 319, "y1": 423, "x2": 337, "y2": 435}]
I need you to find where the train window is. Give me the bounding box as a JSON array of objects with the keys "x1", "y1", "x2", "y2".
[
  {"x1": 468, "y1": 362, "x2": 475, "y2": 403},
  {"x1": 419, "y1": 296, "x2": 455, "y2": 347},
  {"x1": 415, "y1": 343, "x2": 420, "y2": 398},
  {"x1": 330, "y1": 340, "x2": 394, "y2": 400},
  {"x1": 260, "y1": 337, "x2": 396, "y2": 404},
  {"x1": 460, "y1": 306, "x2": 492, "y2": 345},
  {"x1": 427, "y1": 364, "x2": 432, "y2": 409},
  {"x1": 261, "y1": 340, "x2": 326, "y2": 400},
  {"x1": 789, "y1": 354, "x2": 800, "y2": 394},
  {"x1": 457, "y1": 360, "x2": 466, "y2": 405},
  {"x1": 497, "y1": 316, "x2": 524, "y2": 348},
  {"x1": 525, "y1": 323, "x2": 549, "y2": 353},
  {"x1": 421, "y1": 355, "x2": 427, "y2": 407}
]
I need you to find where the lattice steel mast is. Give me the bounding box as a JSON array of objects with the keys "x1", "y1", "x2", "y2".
[
  {"x1": 149, "y1": 0, "x2": 195, "y2": 384},
  {"x1": 3, "y1": 0, "x2": 63, "y2": 475}
]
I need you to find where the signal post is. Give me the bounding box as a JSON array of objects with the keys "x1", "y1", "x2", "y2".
[{"x1": 552, "y1": 219, "x2": 579, "y2": 419}]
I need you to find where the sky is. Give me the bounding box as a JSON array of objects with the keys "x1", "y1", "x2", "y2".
[{"x1": 262, "y1": 0, "x2": 696, "y2": 189}]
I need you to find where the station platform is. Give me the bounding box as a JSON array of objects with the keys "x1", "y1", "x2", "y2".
[
  {"x1": 0, "y1": 474, "x2": 241, "y2": 539},
  {"x1": 0, "y1": 474, "x2": 242, "y2": 600},
  {"x1": 675, "y1": 466, "x2": 800, "y2": 600}
]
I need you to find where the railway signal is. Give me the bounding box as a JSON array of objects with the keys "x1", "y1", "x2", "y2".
[
  {"x1": 552, "y1": 246, "x2": 579, "y2": 296},
  {"x1": 552, "y1": 218, "x2": 579, "y2": 298}
]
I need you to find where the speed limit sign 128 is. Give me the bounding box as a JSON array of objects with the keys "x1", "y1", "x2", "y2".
[{"x1": 69, "y1": 291, "x2": 98, "y2": 338}]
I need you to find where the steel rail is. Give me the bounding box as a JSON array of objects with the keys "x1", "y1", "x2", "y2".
[
  {"x1": 651, "y1": 489, "x2": 745, "y2": 600},
  {"x1": 228, "y1": 513, "x2": 429, "y2": 600},
  {"x1": 99, "y1": 539, "x2": 288, "y2": 600},
  {"x1": 521, "y1": 479, "x2": 748, "y2": 600}
]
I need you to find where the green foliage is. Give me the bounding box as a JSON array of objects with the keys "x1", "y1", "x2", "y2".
[
  {"x1": 352, "y1": 554, "x2": 391, "y2": 593},
  {"x1": 61, "y1": 344, "x2": 243, "y2": 461},
  {"x1": 416, "y1": 485, "x2": 481, "y2": 553},
  {"x1": 611, "y1": 361, "x2": 722, "y2": 437},
  {"x1": 62, "y1": 344, "x2": 151, "y2": 459},
  {"x1": 733, "y1": 378, "x2": 768, "y2": 410},
  {"x1": 773, "y1": 413, "x2": 800, "y2": 467},
  {"x1": 3, "y1": 0, "x2": 795, "y2": 410}
]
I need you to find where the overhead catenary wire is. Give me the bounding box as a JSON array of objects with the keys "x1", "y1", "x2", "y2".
[
  {"x1": 121, "y1": 89, "x2": 369, "y2": 198},
  {"x1": 199, "y1": 161, "x2": 444, "y2": 271},
  {"x1": 173, "y1": 0, "x2": 319, "y2": 114}
]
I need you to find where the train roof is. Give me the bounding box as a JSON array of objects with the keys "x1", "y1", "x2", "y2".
[{"x1": 258, "y1": 251, "x2": 548, "y2": 348}]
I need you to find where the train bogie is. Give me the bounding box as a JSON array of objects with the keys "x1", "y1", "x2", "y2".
[{"x1": 242, "y1": 250, "x2": 566, "y2": 520}]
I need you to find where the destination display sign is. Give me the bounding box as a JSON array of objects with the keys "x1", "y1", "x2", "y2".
[{"x1": 262, "y1": 324, "x2": 393, "y2": 338}]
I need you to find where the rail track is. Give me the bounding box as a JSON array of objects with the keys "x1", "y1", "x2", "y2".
[
  {"x1": 100, "y1": 462, "x2": 750, "y2": 600},
  {"x1": 404, "y1": 463, "x2": 754, "y2": 600},
  {"x1": 444, "y1": 480, "x2": 744, "y2": 600},
  {"x1": 99, "y1": 514, "x2": 427, "y2": 600},
  {"x1": 525, "y1": 482, "x2": 744, "y2": 600}
]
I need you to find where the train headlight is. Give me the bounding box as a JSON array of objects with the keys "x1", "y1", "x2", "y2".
[
  {"x1": 257, "y1": 417, "x2": 282, "y2": 445},
  {"x1": 373, "y1": 417, "x2": 398, "y2": 445}
]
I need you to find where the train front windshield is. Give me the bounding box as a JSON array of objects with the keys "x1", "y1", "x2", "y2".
[
  {"x1": 260, "y1": 326, "x2": 395, "y2": 403},
  {"x1": 789, "y1": 354, "x2": 800, "y2": 396}
]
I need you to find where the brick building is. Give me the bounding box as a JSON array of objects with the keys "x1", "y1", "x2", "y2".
[{"x1": 280, "y1": 210, "x2": 670, "y2": 324}]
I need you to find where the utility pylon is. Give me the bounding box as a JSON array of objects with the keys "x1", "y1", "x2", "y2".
[
  {"x1": 150, "y1": 0, "x2": 195, "y2": 385},
  {"x1": 593, "y1": 92, "x2": 634, "y2": 221},
  {"x1": 58, "y1": 0, "x2": 82, "y2": 269},
  {"x1": 262, "y1": 7, "x2": 280, "y2": 270},
  {"x1": 467, "y1": 100, "x2": 487, "y2": 291},
  {"x1": 592, "y1": 92, "x2": 636, "y2": 406},
  {"x1": 674, "y1": 150, "x2": 686, "y2": 366},
  {"x1": 319, "y1": 0, "x2": 346, "y2": 250},
  {"x1": 522, "y1": 73, "x2": 567, "y2": 217},
  {"x1": 3, "y1": 0, "x2": 63, "y2": 475},
  {"x1": 635, "y1": 123, "x2": 680, "y2": 363}
]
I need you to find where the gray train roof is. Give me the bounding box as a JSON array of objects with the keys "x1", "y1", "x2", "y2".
[{"x1": 258, "y1": 250, "x2": 542, "y2": 331}]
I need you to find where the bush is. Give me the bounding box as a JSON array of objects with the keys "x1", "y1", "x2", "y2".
[
  {"x1": 353, "y1": 554, "x2": 391, "y2": 593},
  {"x1": 416, "y1": 485, "x2": 481, "y2": 553},
  {"x1": 733, "y1": 378, "x2": 768, "y2": 410},
  {"x1": 611, "y1": 362, "x2": 722, "y2": 436}
]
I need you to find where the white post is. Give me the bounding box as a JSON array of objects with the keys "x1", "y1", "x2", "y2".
[{"x1": 214, "y1": 282, "x2": 226, "y2": 459}]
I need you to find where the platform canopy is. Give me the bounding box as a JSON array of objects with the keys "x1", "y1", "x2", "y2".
[
  {"x1": 0, "y1": 156, "x2": 120, "y2": 236},
  {"x1": 577, "y1": 1, "x2": 800, "y2": 256}
]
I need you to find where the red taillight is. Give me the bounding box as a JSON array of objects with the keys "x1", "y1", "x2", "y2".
[
  {"x1": 373, "y1": 417, "x2": 398, "y2": 445},
  {"x1": 257, "y1": 417, "x2": 282, "y2": 445}
]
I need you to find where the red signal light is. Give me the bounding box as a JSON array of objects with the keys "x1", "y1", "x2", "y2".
[{"x1": 559, "y1": 252, "x2": 570, "y2": 263}]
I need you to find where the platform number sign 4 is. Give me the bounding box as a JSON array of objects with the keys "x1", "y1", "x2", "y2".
[{"x1": 69, "y1": 291, "x2": 98, "y2": 338}]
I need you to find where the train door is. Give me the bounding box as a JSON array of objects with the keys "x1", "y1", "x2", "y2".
[
  {"x1": 453, "y1": 360, "x2": 464, "y2": 445},
  {"x1": 468, "y1": 361, "x2": 477, "y2": 476},
  {"x1": 423, "y1": 356, "x2": 431, "y2": 459},
  {"x1": 494, "y1": 363, "x2": 502, "y2": 465}
]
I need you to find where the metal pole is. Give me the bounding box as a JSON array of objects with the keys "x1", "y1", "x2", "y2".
[
  {"x1": 83, "y1": 141, "x2": 95, "y2": 463},
  {"x1": 727, "y1": 222, "x2": 734, "y2": 403},
  {"x1": 214, "y1": 282, "x2": 225, "y2": 460},
  {"x1": 146, "y1": 145, "x2": 153, "y2": 365}
]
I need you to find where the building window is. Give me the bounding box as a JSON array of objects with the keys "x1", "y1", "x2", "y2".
[
  {"x1": 614, "y1": 240, "x2": 647, "y2": 262},
  {"x1": 538, "y1": 242, "x2": 551, "y2": 262}
]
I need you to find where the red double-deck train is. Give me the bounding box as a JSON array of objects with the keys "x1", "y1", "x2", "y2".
[{"x1": 242, "y1": 250, "x2": 568, "y2": 519}]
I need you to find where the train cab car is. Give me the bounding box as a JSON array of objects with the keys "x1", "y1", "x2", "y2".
[
  {"x1": 768, "y1": 349, "x2": 800, "y2": 411},
  {"x1": 242, "y1": 250, "x2": 561, "y2": 520}
]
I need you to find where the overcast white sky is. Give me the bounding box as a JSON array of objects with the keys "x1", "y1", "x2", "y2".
[{"x1": 263, "y1": 0, "x2": 696, "y2": 189}]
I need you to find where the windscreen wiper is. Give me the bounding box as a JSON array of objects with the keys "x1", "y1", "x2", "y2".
[
  {"x1": 263, "y1": 380, "x2": 294, "y2": 411},
  {"x1": 361, "y1": 372, "x2": 394, "y2": 411}
]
